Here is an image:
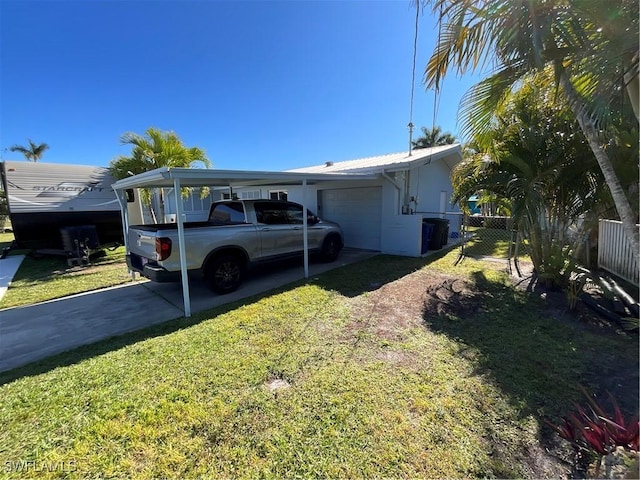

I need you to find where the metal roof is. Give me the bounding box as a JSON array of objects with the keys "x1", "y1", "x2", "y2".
[
  {"x1": 288, "y1": 144, "x2": 462, "y2": 174},
  {"x1": 110, "y1": 167, "x2": 377, "y2": 190}
]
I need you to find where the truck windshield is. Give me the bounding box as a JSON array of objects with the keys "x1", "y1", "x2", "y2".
[{"x1": 209, "y1": 202, "x2": 246, "y2": 224}]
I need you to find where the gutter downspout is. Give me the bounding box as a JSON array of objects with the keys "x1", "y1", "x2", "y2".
[{"x1": 381, "y1": 172, "x2": 403, "y2": 215}]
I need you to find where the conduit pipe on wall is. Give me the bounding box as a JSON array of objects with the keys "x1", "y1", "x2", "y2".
[{"x1": 381, "y1": 171, "x2": 403, "y2": 215}]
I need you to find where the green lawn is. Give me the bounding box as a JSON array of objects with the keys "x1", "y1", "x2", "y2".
[
  {"x1": 463, "y1": 226, "x2": 529, "y2": 259},
  {"x1": 0, "y1": 231, "x2": 136, "y2": 308},
  {"x1": 0, "y1": 231, "x2": 16, "y2": 251},
  {"x1": 1, "y1": 250, "x2": 636, "y2": 478}
]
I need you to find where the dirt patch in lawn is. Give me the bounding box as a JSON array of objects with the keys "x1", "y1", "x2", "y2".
[
  {"x1": 347, "y1": 270, "x2": 482, "y2": 342},
  {"x1": 344, "y1": 265, "x2": 638, "y2": 479}
]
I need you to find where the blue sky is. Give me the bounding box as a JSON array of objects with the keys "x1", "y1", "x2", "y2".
[{"x1": 1, "y1": 0, "x2": 481, "y2": 171}]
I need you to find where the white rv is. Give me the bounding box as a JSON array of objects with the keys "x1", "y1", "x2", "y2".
[{"x1": 0, "y1": 161, "x2": 134, "y2": 251}]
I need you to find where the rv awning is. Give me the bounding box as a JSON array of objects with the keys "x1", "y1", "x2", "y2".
[{"x1": 111, "y1": 167, "x2": 377, "y2": 318}]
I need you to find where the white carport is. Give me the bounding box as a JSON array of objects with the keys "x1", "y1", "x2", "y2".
[{"x1": 111, "y1": 168, "x2": 376, "y2": 317}]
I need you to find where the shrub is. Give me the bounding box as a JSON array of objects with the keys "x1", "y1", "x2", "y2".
[{"x1": 548, "y1": 392, "x2": 639, "y2": 478}]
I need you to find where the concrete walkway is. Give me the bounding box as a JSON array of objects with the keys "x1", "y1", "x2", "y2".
[
  {"x1": 0, "y1": 255, "x2": 25, "y2": 301},
  {"x1": 0, "y1": 249, "x2": 377, "y2": 373}
]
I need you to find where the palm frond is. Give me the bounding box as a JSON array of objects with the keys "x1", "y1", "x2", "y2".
[{"x1": 458, "y1": 63, "x2": 526, "y2": 147}]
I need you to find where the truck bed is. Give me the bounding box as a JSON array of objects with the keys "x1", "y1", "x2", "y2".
[{"x1": 130, "y1": 221, "x2": 248, "y2": 232}]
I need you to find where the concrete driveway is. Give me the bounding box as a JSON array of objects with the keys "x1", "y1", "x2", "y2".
[{"x1": 0, "y1": 249, "x2": 376, "y2": 373}]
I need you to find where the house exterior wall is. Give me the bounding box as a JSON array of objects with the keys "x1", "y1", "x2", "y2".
[
  {"x1": 163, "y1": 188, "x2": 216, "y2": 222},
  {"x1": 408, "y1": 158, "x2": 457, "y2": 216},
  {"x1": 374, "y1": 159, "x2": 460, "y2": 256},
  {"x1": 380, "y1": 214, "x2": 424, "y2": 256}
]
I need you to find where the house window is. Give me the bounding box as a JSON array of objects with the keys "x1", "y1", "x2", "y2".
[
  {"x1": 241, "y1": 190, "x2": 261, "y2": 199},
  {"x1": 269, "y1": 190, "x2": 288, "y2": 201}
]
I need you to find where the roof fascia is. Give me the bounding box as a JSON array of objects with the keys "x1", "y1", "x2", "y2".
[
  {"x1": 382, "y1": 146, "x2": 462, "y2": 174},
  {"x1": 111, "y1": 167, "x2": 377, "y2": 190}
]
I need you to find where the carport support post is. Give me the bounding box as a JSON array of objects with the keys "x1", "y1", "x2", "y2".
[
  {"x1": 173, "y1": 178, "x2": 192, "y2": 317},
  {"x1": 302, "y1": 178, "x2": 309, "y2": 279},
  {"x1": 114, "y1": 188, "x2": 134, "y2": 280}
]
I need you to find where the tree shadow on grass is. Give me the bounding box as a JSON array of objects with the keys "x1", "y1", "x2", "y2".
[
  {"x1": 422, "y1": 270, "x2": 639, "y2": 476},
  {"x1": 423, "y1": 270, "x2": 639, "y2": 420},
  {"x1": 312, "y1": 248, "x2": 454, "y2": 298}
]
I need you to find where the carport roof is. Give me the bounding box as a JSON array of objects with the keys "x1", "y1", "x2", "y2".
[{"x1": 110, "y1": 167, "x2": 377, "y2": 190}]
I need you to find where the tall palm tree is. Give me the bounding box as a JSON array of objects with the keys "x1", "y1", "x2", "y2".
[
  {"x1": 423, "y1": 0, "x2": 640, "y2": 258},
  {"x1": 412, "y1": 126, "x2": 456, "y2": 149},
  {"x1": 9, "y1": 140, "x2": 49, "y2": 162},
  {"x1": 109, "y1": 127, "x2": 212, "y2": 223}
]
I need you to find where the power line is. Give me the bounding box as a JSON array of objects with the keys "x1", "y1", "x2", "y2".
[
  {"x1": 408, "y1": 1, "x2": 420, "y2": 156},
  {"x1": 432, "y1": 2, "x2": 443, "y2": 133}
]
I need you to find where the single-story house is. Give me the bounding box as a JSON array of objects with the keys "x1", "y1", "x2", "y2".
[
  {"x1": 112, "y1": 144, "x2": 462, "y2": 316},
  {"x1": 162, "y1": 144, "x2": 463, "y2": 257}
]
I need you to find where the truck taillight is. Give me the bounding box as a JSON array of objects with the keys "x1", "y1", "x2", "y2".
[{"x1": 156, "y1": 237, "x2": 172, "y2": 261}]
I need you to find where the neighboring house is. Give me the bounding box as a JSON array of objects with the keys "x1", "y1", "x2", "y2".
[
  {"x1": 163, "y1": 144, "x2": 463, "y2": 257},
  {"x1": 468, "y1": 194, "x2": 481, "y2": 215}
]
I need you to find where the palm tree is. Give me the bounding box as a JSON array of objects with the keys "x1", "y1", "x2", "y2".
[
  {"x1": 412, "y1": 126, "x2": 456, "y2": 149},
  {"x1": 452, "y1": 74, "x2": 614, "y2": 287},
  {"x1": 9, "y1": 140, "x2": 49, "y2": 162},
  {"x1": 423, "y1": 0, "x2": 640, "y2": 258},
  {"x1": 109, "y1": 128, "x2": 212, "y2": 223}
]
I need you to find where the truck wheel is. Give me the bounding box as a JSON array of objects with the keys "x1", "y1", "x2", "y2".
[
  {"x1": 321, "y1": 235, "x2": 342, "y2": 262},
  {"x1": 204, "y1": 254, "x2": 243, "y2": 294}
]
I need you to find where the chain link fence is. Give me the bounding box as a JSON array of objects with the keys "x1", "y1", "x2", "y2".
[
  {"x1": 458, "y1": 214, "x2": 530, "y2": 275},
  {"x1": 416, "y1": 212, "x2": 530, "y2": 275},
  {"x1": 418, "y1": 212, "x2": 531, "y2": 275}
]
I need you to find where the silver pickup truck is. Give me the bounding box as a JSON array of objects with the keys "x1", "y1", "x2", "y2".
[{"x1": 126, "y1": 199, "x2": 343, "y2": 293}]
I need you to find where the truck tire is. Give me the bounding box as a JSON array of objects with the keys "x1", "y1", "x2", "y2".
[
  {"x1": 204, "y1": 254, "x2": 244, "y2": 294},
  {"x1": 321, "y1": 234, "x2": 342, "y2": 262}
]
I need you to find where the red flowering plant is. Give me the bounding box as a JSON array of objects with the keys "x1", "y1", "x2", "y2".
[{"x1": 548, "y1": 392, "x2": 639, "y2": 477}]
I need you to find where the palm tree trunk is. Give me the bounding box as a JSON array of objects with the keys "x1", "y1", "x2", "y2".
[
  {"x1": 624, "y1": 53, "x2": 639, "y2": 121},
  {"x1": 559, "y1": 70, "x2": 640, "y2": 260}
]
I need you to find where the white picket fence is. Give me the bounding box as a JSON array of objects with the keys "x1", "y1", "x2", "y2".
[{"x1": 598, "y1": 219, "x2": 639, "y2": 286}]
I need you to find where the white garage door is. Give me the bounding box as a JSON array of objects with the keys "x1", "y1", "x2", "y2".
[{"x1": 319, "y1": 187, "x2": 382, "y2": 250}]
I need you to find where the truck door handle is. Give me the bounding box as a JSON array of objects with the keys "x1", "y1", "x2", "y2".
[
  {"x1": 261, "y1": 227, "x2": 271, "y2": 231},
  {"x1": 293, "y1": 227, "x2": 302, "y2": 230}
]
